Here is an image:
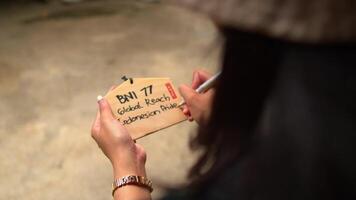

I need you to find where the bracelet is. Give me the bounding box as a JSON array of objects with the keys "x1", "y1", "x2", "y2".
[{"x1": 112, "y1": 175, "x2": 153, "y2": 197}]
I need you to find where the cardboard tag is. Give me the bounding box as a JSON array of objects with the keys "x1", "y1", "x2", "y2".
[{"x1": 104, "y1": 77, "x2": 187, "y2": 139}]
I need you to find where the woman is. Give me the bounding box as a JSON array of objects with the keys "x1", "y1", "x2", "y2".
[{"x1": 91, "y1": 0, "x2": 356, "y2": 199}]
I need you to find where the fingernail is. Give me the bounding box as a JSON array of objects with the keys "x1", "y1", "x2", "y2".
[{"x1": 97, "y1": 95, "x2": 103, "y2": 102}]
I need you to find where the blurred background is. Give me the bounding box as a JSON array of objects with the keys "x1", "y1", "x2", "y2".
[{"x1": 0, "y1": 0, "x2": 220, "y2": 199}]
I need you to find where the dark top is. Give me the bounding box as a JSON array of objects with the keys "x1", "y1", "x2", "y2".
[{"x1": 162, "y1": 42, "x2": 356, "y2": 200}]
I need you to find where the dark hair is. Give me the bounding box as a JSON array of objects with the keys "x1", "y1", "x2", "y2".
[
  {"x1": 189, "y1": 26, "x2": 282, "y2": 183},
  {"x1": 188, "y1": 26, "x2": 356, "y2": 199}
]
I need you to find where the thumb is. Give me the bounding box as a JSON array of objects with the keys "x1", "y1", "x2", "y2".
[
  {"x1": 179, "y1": 84, "x2": 199, "y2": 107},
  {"x1": 97, "y1": 97, "x2": 114, "y2": 122}
]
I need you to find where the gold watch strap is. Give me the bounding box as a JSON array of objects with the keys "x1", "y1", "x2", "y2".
[{"x1": 112, "y1": 175, "x2": 153, "y2": 197}]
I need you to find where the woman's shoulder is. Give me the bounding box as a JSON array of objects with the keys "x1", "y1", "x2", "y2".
[{"x1": 161, "y1": 162, "x2": 242, "y2": 200}]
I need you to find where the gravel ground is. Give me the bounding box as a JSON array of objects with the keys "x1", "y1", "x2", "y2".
[{"x1": 0, "y1": 0, "x2": 220, "y2": 199}]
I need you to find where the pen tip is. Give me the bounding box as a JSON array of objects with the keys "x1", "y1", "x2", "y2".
[{"x1": 178, "y1": 102, "x2": 186, "y2": 107}]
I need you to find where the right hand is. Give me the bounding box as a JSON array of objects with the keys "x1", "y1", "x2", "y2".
[{"x1": 179, "y1": 70, "x2": 215, "y2": 125}]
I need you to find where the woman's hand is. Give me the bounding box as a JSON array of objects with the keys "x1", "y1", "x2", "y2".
[
  {"x1": 179, "y1": 69, "x2": 215, "y2": 125},
  {"x1": 91, "y1": 97, "x2": 151, "y2": 199},
  {"x1": 91, "y1": 97, "x2": 147, "y2": 178}
]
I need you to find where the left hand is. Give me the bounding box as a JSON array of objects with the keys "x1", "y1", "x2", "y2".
[{"x1": 91, "y1": 98, "x2": 147, "y2": 178}]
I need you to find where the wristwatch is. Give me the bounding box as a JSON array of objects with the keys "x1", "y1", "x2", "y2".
[{"x1": 112, "y1": 175, "x2": 153, "y2": 197}]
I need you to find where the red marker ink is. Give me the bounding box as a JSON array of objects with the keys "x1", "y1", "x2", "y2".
[{"x1": 165, "y1": 83, "x2": 177, "y2": 99}]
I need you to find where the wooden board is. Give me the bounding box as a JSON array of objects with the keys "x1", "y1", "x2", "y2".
[{"x1": 104, "y1": 77, "x2": 187, "y2": 139}]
